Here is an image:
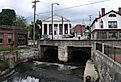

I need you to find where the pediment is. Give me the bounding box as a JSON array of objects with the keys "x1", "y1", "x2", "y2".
[{"x1": 43, "y1": 15, "x2": 70, "y2": 22}]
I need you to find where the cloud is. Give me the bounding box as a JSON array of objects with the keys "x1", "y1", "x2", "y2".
[{"x1": 0, "y1": 0, "x2": 121, "y2": 25}]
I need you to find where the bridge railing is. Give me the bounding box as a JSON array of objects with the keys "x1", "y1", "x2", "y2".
[{"x1": 95, "y1": 42, "x2": 121, "y2": 64}]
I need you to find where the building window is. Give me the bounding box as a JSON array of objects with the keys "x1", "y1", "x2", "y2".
[
  {"x1": 109, "y1": 14, "x2": 116, "y2": 17},
  {"x1": 100, "y1": 21, "x2": 103, "y2": 28},
  {"x1": 0, "y1": 33, "x2": 3, "y2": 43},
  {"x1": 59, "y1": 24, "x2": 63, "y2": 35},
  {"x1": 44, "y1": 24, "x2": 47, "y2": 34},
  {"x1": 17, "y1": 34, "x2": 26, "y2": 45},
  {"x1": 109, "y1": 32, "x2": 118, "y2": 39},
  {"x1": 119, "y1": 32, "x2": 121, "y2": 39},
  {"x1": 64, "y1": 24, "x2": 68, "y2": 34},
  {"x1": 49, "y1": 24, "x2": 52, "y2": 35},
  {"x1": 8, "y1": 33, "x2": 13, "y2": 43},
  {"x1": 108, "y1": 21, "x2": 117, "y2": 28},
  {"x1": 54, "y1": 24, "x2": 58, "y2": 35},
  {"x1": 97, "y1": 31, "x2": 107, "y2": 39}
]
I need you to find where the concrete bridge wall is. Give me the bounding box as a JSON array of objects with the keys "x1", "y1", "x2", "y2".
[
  {"x1": 38, "y1": 40, "x2": 121, "y2": 62},
  {"x1": 93, "y1": 44, "x2": 121, "y2": 82}
]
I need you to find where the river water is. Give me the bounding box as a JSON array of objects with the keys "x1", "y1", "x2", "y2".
[{"x1": 1, "y1": 61, "x2": 84, "y2": 82}]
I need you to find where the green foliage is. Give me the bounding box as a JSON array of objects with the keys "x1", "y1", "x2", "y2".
[
  {"x1": 14, "y1": 15, "x2": 27, "y2": 26},
  {"x1": 0, "y1": 47, "x2": 30, "y2": 51},
  {"x1": 0, "y1": 60, "x2": 9, "y2": 70},
  {"x1": 27, "y1": 19, "x2": 42, "y2": 40},
  {"x1": 0, "y1": 9, "x2": 16, "y2": 25}
]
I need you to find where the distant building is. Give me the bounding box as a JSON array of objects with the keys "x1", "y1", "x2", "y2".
[
  {"x1": 0, "y1": 25, "x2": 28, "y2": 48},
  {"x1": 73, "y1": 24, "x2": 86, "y2": 39},
  {"x1": 91, "y1": 7, "x2": 121, "y2": 40},
  {"x1": 41, "y1": 15, "x2": 71, "y2": 40}
]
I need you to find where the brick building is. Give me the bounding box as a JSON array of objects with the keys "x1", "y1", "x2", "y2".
[
  {"x1": 0, "y1": 25, "x2": 28, "y2": 48},
  {"x1": 73, "y1": 24, "x2": 86, "y2": 39}
]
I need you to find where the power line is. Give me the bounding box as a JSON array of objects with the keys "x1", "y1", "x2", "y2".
[{"x1": 26, "y1": 0, "x2": 111, "y2": 19}]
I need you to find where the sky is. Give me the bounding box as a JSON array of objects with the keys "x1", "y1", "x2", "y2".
[{"x1": 0, "y1": 0, "x2": 121, "y2": 26}]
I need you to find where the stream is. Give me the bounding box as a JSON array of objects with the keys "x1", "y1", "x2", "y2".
[{"x1": 1, "y1": 61, "x2": 84, "y2": 82}]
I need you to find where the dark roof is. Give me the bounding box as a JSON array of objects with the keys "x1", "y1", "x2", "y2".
[{"x1": 90, "y1": 10, "x2": 121, "y2": 27}]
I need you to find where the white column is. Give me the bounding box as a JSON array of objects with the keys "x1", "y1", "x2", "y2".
[
  {"x1": 63, "y1": 23, "x2": 65, "y2": 35},
  {"x1": 42, "y1": 23, "x2": 44, "y2": 36},
  {"x1": 57, "y1": 24, "x2": 59, "y2": 35},
  {"x1": 68, "y1": 23, "x2": 70, "y2": 35},
  {"x1": 47, "y1": 24, "x2": 49, "y2": 35}
]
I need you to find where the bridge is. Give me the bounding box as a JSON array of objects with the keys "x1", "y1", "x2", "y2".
[
  {"x1": 38, "y1": 40, "x2": 121, "y2": 82},
  {"x1": 1, "y1": 40, "x2": 121, "y2": 82}
]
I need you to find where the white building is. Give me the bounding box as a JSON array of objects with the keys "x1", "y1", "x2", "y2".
[
  {"x1": 91, "y1": 8, "x2": 121, "y2": 40},
  {"x1": 42, "y1": 15, "x2": 71, "y2": 40}
]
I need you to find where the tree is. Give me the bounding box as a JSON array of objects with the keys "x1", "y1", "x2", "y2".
[
  {"x1": 27, "y1": 19, "x2": 42, "y2": 40},
  {"x1": 14, "y1": 15, "x2": 27, "y2": 26},
  {"x1": 0, "y1": 9, "x2": 16, "y2": 25}
]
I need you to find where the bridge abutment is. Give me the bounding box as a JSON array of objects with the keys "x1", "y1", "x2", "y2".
[{"x1": 58, "y1": 45, "x2": 68, "y2": 62}]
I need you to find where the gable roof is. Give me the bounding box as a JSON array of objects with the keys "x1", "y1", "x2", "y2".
[
  {"x1": 90, "y1": 10, "x2": 121, "y2": 27},
  {"x1": 42, "y1": 15, "x2": 70, "y2": 22}
]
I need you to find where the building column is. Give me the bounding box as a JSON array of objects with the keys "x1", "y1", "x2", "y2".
[
  {"x1": 57, "y1": 24, "x2": 59, "y2": 35},
  {"x1": 63, "y1": 24, "x2": 65, "y2": 35},
  {"x1": 107, "y1": 31, "x2": 109, "y2": 40},
  {"x1": 68, "y1": 24, "x2": 70, "y2": 35},
  {"x1": 42, "y1": 24, "x2": 44, "y2": 36},
  {"x1": 47, "y1": 24, "x2": 49, "y2": 35}
]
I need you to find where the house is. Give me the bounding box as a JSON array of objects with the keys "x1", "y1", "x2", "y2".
[
  {"x1": 41, "y1": 15, "x2": 71, "y2": 40},
  {"x1": 73, "y1": 24, "x2": 86, "y2": 39},
  {"x1": 91, "y1": 7, "x2": 121, "y2": 40},
  {"x1": 0, "y1": 25, "x2": 28, "y2": 48}
]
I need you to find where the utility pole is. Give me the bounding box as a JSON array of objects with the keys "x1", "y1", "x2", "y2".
[
  {"x1": 51, "y1": 3, "x2": 59, "y2": 40},
  {"x1": 32, "y1": 0, "x2": 40, "y2": 47},
  {"x1": 88, "y1": 15, "x2": 92, "y2": 26}
]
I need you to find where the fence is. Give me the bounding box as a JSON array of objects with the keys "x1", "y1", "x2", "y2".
[{"x1": 96, "y1": 42, "x2": 121, "y2": 64}]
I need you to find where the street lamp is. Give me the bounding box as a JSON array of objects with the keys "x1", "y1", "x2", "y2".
[
  {"x1": 52, "y1": 3, "x2": 59, "y2": 40},
  {"x1": 32, "y1": 0, "x2": 40, "y2": 47}
]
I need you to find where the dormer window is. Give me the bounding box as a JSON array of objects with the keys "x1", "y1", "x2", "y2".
[{"x1": 109, "y1": 14, "x2": 116, "y2": 17}]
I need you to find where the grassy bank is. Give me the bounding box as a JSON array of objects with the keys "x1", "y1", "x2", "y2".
[{"x1": 0, "y1": 47, "x2": 30, "y2": 52}]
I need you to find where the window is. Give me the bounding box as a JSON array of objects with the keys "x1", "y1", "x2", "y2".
[
  {"x1": 100, "y1": 21, "x2": 103, "y2": 28},
  {"x1": 44, "y1": 24, "x2": 47, "y2": 34},
  {"x1": 49, "y1": 24, "x2": 52, "y2": 35},
  {"x1": 64, "y1": 24, "x2": 68, "y2": 34},
  {"x1": 109, "y1": 32, "x2": 118, "y2": 39},
  {"x1": 17, "y1": 34, "x2": 26, "y2": 45},
  {"x1": 109, "y1": 14, "x2": 116, "y2": 17},
  {"x1": 8, "y1": 33, "x2": 13, "y2": 43},
  {"x1": 59, "y1": 24, "x2": 63, "y2": 35},
  {"x1": 0, "y1": 33, "x2": 3, "y2": 43},
  {"x1": 97, "y1": 31, "x2": 107, "y2": 39},
  {"x1": 119, "y1": 32, "x2": 121, "y2": 39},
  {"x1": 54, "y1": 24, "x2": 58, "y2": 35},
  {"x1": 108, "y1": 21, "x2": 117, "y2": 28}
]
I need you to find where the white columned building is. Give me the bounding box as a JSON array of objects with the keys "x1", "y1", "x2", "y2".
[{"x1": 42, "y1": 15, "x2": 71, "y2": 40}]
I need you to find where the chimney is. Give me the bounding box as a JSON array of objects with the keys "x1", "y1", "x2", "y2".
[
  {"x1": 118, "y1": 7, "x2": 121, "y2": 14},
  {"x1": 101, "y1": 8, "x2": 105, "y2": 16}
]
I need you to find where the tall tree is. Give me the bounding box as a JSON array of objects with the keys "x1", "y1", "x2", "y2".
[
  {"x1": 27, "y1": 19, "x2": 42, "y2": 40},
  {"x1": 14, "y1": 15, "x2": 27, "y2": 26},
  {"x1": 0, "y1": 9, "x2": 16, "y2": 25}
]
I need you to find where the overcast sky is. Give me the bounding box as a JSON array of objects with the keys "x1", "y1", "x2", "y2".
[{"x1": 0, "y1": 0, "x2": 121, "y2": 26}]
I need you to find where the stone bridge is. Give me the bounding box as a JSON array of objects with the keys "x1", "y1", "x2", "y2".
[{"x1": 38, "y1": 40, "x2": 121, "y2": 62}]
